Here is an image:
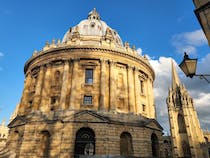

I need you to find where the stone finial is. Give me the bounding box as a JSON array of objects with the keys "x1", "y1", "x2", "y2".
[
  {"x1": 132, "y1": 45, "x2": 136, "y2": 50},
  {"x1": 1, "y1": 119, "x2": 5, "y2": 126},
  {"x1": 72, "y1": 26, "x2": 80, "y2": 39},
  {"x1": 52, "y1": 39, "x2": 55, "y2": 45},
  {"x1": 88, "y1": 8, "x2": 100, "y2": 20},
  {"x1": 75, "y1": 26, "x2": 79, "y2": 32},
  {"x1": 57, "y1": 39, "x2": 61, "y2": 45},
  {"x1": 143, "y1": 55, "x2": 148, "y2": 59},
  {"x1": 124, "y1": 42, "x2": 130, "y2": 48},
  {"x1": 45, "y1": 41, "x2": 49, "y2": 47},
  {"x1": 32, "y1": 50, "x2": 38, "y2": 56},
  {"x1": 105, "y1": 28, "x2": 114, "y2": 42}
]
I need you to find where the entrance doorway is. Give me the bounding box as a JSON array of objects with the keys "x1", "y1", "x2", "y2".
[{"x1": 74, "y1": 127, "x2": 95, "y2": 158}]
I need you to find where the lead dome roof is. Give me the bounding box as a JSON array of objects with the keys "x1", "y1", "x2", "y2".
[{"x1": 62, "y1": 8, "x2": 123, "y2": 46}]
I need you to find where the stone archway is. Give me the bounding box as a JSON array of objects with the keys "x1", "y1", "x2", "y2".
[
  {"x1": 39, "y1": 130, "x2": 50, "y2": 157},
  {"x1": 182, "y1": 141, "x2": 191, "y2": 158},
  {"x1": 74, "y1": 127, "x2": 95, "y2": 158},
  {"x1": 151, "y1": 133, "x2": 159, "y2": 157},
  {"x1": 120, "y1": 132, "x2": 133, "y2": 156},
  {"x1": 178, "y1": 114, "x2": 187, "y2": 133}
]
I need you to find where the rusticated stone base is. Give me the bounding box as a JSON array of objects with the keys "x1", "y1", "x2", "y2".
[{"x1": 5, "y1": 110, "x2": 166, "y2": 158}]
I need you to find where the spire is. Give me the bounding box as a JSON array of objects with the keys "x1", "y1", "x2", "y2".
[
  {"x1": 171, "y1": 60, "x2": 181, "y2": 89},
  {"x1": 88, "y1": 8, "x2": 100, "y2": 20},
  {"x1": 1, "y1": 119, "x2": 5, "y2": 126}
]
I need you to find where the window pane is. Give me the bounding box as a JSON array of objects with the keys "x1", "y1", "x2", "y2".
[
  {"x1": 142, "y1": 104, "x2": 146, "y2": 111},
  {"x1": 85, "y1": 69, "x2": 93, "y2": 84},
  {"x1": 140, "y1": 80, "x2": 144, "y2": 94},
  {"x1": 84, "y1": 96, "x2": 92, "y2": 105}
]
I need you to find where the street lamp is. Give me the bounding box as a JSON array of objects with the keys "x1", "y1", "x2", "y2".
[{"x1": 179, "y1": 52, "x2": 210, "y2": 84}]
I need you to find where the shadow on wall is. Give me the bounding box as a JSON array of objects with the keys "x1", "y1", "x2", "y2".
[{"x1": 78, "y1": 156, "x2": 156, "y2": 158}]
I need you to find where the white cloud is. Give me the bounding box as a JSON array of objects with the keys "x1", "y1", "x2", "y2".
[
  {"x1": 148, "y1": 54, "x2": 210, "y2": 133},
  {"x1": 149, "y1": 56, "x2": 173, "y2": 133},
  {"x1": 175, "y1": 45, "x2": 197, "y2": 55},
  {"x1": 0, "y1": 52, "x2": 4, "y2": 57},
  {"x1": 136, "y1": 48, "x2": 143, "y2": 55},
  {"x1": 183, "y1": 29, "x2": 207, "y2": 46},
  {"x1": 195, "y1": 93, "x2": 210, "y2": 106},
  {"x1": 172, "y1": 29, "x2": 208, "y2": 55}
]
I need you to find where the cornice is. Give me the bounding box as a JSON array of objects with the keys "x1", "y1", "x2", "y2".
[{"x1": 24, "y1": 45, "x2": 155, "y2": 79}]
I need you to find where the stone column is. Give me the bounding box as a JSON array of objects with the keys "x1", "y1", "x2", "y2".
[
  {"x1": 40, "y1": 64, "x2": 52, "y2": 112},
  {"x1": 19, "y1": 73, "x2": 32, "y2": 115},
  {"x1": 182, "y1": 106, "x2": 195, "y2": 154},
  {"x1": 99, "y1": 59, "x2": 106, "y2": 110},
  {"x1": 134, "y1": 67, "x2": 139, "y2": 114},
  {"x1": 69, "y1": 59, "x2": 79, "y2": 109},
  {"x1": 127, "y1": 65, "x2": 135, "y2": 113},
  {"x1": 167, "y1": 92, "x2": 179, "y2": 157},
  {"x1": 33, "y1": 66, "x2": 45, "y2": 111},
  {"x1": 147, "y1": 78, "x2": 155, "y2": 118},
  {"x1": 109, "y1": 60, "x2": 116, "y2": 111},
  {"x1": 60, "y1": 60, "x2": 70, "y2": 109}
]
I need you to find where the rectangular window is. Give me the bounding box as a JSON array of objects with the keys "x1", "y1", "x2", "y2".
[
  {"x1": 84, "y1": 96, "x2": 92, "y2": 105},
  {"x1": 51, "y1": 97, "x2": 57, "y2": 105},
  {"x1": 85, "y1": 69, "x2": 93, "y2": 84},
  {"x1": 118, "y1": 98, "x2": 125, "y2": 109},
  {"x1": 140, "y1": 80, "x2": 144, "y2": 94},
  {"x1": 142, "y1": 104, "x2": 146, "y2": 112}
]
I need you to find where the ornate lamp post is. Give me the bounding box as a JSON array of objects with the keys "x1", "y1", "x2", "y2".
[{"x1": 179, "y1": 52, "x2": 210, "y2": 84}]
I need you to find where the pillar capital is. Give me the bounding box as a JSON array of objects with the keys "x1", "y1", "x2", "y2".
[
  {"x1": 64, "y1": 60, "x2": 70, "y2": 65},
  {"x1": 100, "y1": 58, "x2": 107, "y2": 63},
  {"x1": 126, "y1": 64, "x2": 134, "y2": 70},
  {"x1": 109, "y1": 60, "x2": 115, "y2": 66}
]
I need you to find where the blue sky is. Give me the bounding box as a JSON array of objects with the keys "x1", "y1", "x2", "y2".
[{"x1": 0, "y1": 1, "x2": 210, "y2": 133}]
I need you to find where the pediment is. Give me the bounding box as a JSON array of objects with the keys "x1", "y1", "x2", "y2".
[
  {"x1": 62, "y1": 110, "x2": 110, "y2": 123},
  {"x1": 8, "y1": 115, "x2": 26, "y2": 128},
  {"x1": 80, "y1": 61, "x2": 98, "y2": 67},
  {"x1": 145, "y1": 119, "x2": 163, "y2": 131}
]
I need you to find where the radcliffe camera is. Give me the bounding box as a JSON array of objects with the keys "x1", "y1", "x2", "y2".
[{"x1": 0, "y1": 1, "x2": 210, "y2": 158}]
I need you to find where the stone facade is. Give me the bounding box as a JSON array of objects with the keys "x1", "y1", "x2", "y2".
[
  {"x1": 166, "y1": 62, "x2": 209, "y2": 158},
  {"x1": 0, "y1": 120, "x2": 8, "y2": 149},
  {"x1": 204, "y1": 131, "x2": 210, "y2": 157},
  {"x1": 0, "y1": 9, "x2": 168, "y2": 158},
  {"x1": 193, "y1": 0, "x2": 210, "y2": 45}
]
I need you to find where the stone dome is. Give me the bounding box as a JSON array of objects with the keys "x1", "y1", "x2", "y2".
[{"x1": 62, "y1": 8, "x2": 123, "y2": 46}]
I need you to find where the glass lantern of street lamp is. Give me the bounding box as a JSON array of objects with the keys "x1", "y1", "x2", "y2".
[{"x1": 179, "y1": 52, "x2": 197, "y2": 78}]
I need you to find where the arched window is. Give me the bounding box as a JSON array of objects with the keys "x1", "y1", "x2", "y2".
[
  {"x1": 13, "y1": 131, "x2": 21, "y2": 144},
  {"x1": 54, "y1": 70, "x2": 61, "y2": 86},
  {"x1": 54, "y1": 70, "x2": 60, "y2": 80},
  {"x1": 151, "y1": 133, "x2": 159, "y2": 157},
  {"x1": 175, "y1": 89, "x2": 182, "y2": 106},
  {"x1": 178, "y1": 114, "x2": 187, "y2": 133},
  {"x1": 74, "y1": 127, "x2": 95, "y2": 158},
  {"x1": 40, "y1": 131, "x2": 50, "y2": 157},
  {"x1": 120, "y1": 132, "x2": 133, "y2": 156},
  {"x1": 204, "y1": 136, "x2": 208, "y2": 143},
  {"x1": 182, "y1": 141, "x2": 191, "y2": 158}
]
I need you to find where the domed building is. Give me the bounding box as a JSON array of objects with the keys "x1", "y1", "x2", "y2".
[{"x1": 2, "y1": 9, "x2": 166, "y2": 158}]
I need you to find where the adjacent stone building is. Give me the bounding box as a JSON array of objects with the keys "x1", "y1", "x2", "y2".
[
  {"x1": 0, "y1": 9, "x2": 169, "y2": 158},
  {"x1": 193, "y1": 0, "x2": 210, "y2": 45},
  {"x1": 0, "y1": 120, "x2": 8, "y2": 149},
  {"x1": 167, "y1": 62, "x2": 209, "y2": 158}
]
